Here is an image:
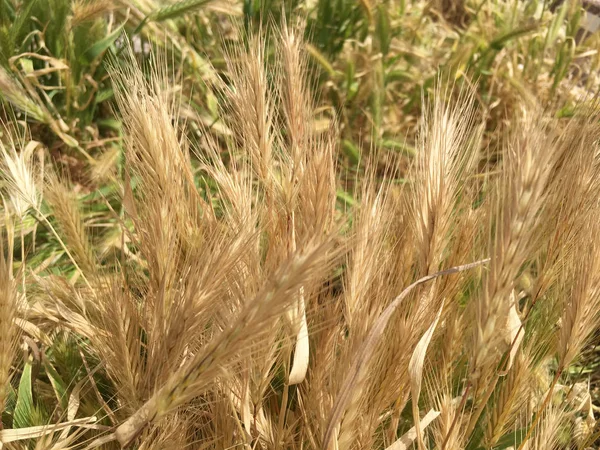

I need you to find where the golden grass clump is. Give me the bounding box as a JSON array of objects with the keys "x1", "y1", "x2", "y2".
[{"x1": 1, "y1": 20, "x2": 600, "y2": 450}]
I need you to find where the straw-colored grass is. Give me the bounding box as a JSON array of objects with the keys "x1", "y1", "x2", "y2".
[{"x1": 1, "y1": 4, "x2": 600, "y2": 450}]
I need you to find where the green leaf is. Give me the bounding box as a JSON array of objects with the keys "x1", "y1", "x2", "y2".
[
  {"x1": 556, "y1": 105, "x2": 575, "y2": 118},
  {"x1": 149, "y1": 0, "x2": 213, "y2": 22},
  {"x1": 135, "y1": 0, "x2": 213, "y2": 33},
  {"x1": 9, "y1": 0, "x2": 38, "y2": 52},
  {"x1": 13, "y1": 360, "x2": 34, "y2": 429},
  {"x1": 35, "y1": 0, "x2": 70, "y2": 57},
  {"x1": 342, "y1": 139, "x2": 360, "y2": 165},
  {"x1": 547, "y1": 0, "x2": 568, "y2": 44},
  {"x1": 97, "y1": 118, "x2": 122, "y2": 131},
  {"x1": 336, "y1": 189, "x2": 355, "y2": 207},
  {"x1": 206, "y1": 90, "x2": 219, "y2": 118},
  {"x1": 380, "y1": 139, "x2": 416, "y2": 157},
  {"x1": 43, "y1": 359, "x2": 69, "y2": 412},
  {"x1": 344, "y1": 60, "x2": 355, "y2": 92},
  {"x1": 376, "y1": 5, "x2": 391, "y2": 56},
  {"x1": 95, "y1": 88, "x2": 114, "y2": 104},
  {"x1": 489, "y1": 24, "x2": 538, "y2": 51},
  {"x1": 306, "y1": 43, "x2": 336, "y2": 77},
  {"x1": 385, "y1": 69, "x2": 413, "y2": 84},
  {"x1": 81, "y1": 21, "x2": 126, "y2": 64},
  {"x1": 0, "y1": 0, "x2": 14, "y2": 26},
  {"x1": 0, "y1": 25, "x2": 11, "y2": 65}
]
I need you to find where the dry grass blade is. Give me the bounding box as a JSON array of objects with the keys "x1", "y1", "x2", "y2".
[
  {"x1": 499, "y1": 290, "x2": 523, "y2": 373},
  {"x1": 288, "y1": 287, "x2": 309, "y2": 385},
  {"x1": 386, "y1": 409, "x2": 441, "y2": 450},
  {"x1": 409, "y1": 300, "x2": 444, "y2": 450},
  {"x1": 0, "y1": 417, "x2": 99, "y2": 443}
]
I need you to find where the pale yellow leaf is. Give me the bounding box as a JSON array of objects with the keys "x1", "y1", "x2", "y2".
[
  {"x1": 0, "y1": 417, "x2": 96, "y2": 443},
  {"x1": 385, "y1": 409, "x2": 440, "y2": 450},
  {"x1": 408, "y1": 301, "x2": 444, "y2": 450},
  {"x1": 289, "y1": 289, "x2": 309, "y2": 385},
  {"x1": 503, "y1": 290, "x2": 524, "y2": 373}
]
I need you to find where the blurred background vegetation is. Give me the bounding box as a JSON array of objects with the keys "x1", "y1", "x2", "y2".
[
  {"x1": 2, "y1": 0, "x2": 598, "y2": 181},
  {"x1": 0, "y1": 0, "x2": 599, "y2": 439}
]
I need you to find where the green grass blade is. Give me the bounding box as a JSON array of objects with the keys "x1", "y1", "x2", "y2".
[
  {"x1": 133, "y1": 0, "x2": 214, "y2": 34},
  {"x1": 81, "y1": 20, "x2": 126, "y2": 64},
  {"x1": 150, "y1": 0, "x2": 214, "y2": 23},
  {"x1": 13, "y1": 361, "x2": 33, "y2": 428}
]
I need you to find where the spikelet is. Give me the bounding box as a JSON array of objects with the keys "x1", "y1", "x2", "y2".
[
  {"x1": 473, "y1": 107, "x2": 556, "y2": 379},
  {"x1": 44, "y1": 173, "x2": 96, "y2": 276},
  {"x1": 0, "y1": 137, "x2": 43, "y2": 219}
]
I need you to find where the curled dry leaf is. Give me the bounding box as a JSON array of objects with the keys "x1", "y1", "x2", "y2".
[
  {"x1": 289, "y1": 287, "x2": 309, "y2": 385},
  {"x1": 501, "y1": 290, "x2": 524, "y2": 373}
]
